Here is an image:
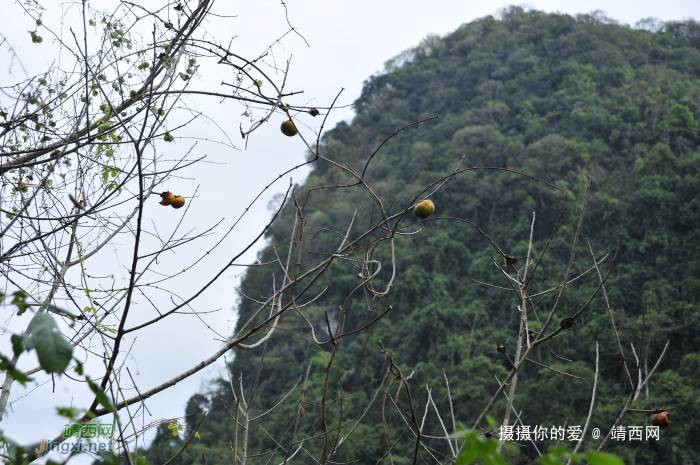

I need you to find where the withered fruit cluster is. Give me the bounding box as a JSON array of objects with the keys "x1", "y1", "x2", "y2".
[{"x1": 159, "y1": 191, "x2": 185, "y2": 209}]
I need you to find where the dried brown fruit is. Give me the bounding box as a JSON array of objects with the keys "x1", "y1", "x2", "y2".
[
  {"x1": 650, "y1": 411, "x2": 671, "y2": 428},
  {"x1": 560, "y1": 317, "x2": 576, "y2": 330},
  {"x1": 68, "y1": 194, "x2": 86, "y2": 211}
]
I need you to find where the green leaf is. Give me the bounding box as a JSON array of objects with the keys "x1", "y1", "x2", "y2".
[
  {"x1": 11, "y1": 369, "x2": 32, "y2": 386},
  {"x1": 586, "y1": 452, "x2": 624, "y2": 465},
  {"x1": 133, "y1": 455, "x2": 150, "y2": 465},
  {"x1": 485, "y1": 415, "x2": 497, "y2": 430},
  {"x1": 539, "y1": 455, "x2": 563, "y2": 465},
  {"x1": 11, "y1": 290, "x2": 29, "y2": 315},
  {"x1": 11, "y1": 334, "x2": 24, "y2": 358},
  {"x1": 482, "y1": 451, "x2": 509, "y2": 465},
  {"x1": 45, "y1": 304, "x2": 76, "y2": 321},
  {"x1": 456, "y1": 434, "x2": 479, "y2": 464},
  {"x1": 86, "y1": 377, "x2": 117, "y2": 413},
  {"x1": 8, "y1": 443, "x2": 28, "y2": 465},
  {"x1": 56, "y1": 406, "x2": 80, "y2": 420},
  {"x1": 0, "y1": 353, "x2": 33, "y2": 386},
  {"x1": 477, "y1": 437, "x2": 508, "y2": 465},
  {"x1": 26, "y1": 313, "x2": 73, "y2": 373}
]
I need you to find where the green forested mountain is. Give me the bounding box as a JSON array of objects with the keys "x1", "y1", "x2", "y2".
[{"x1": 144, "y1": 8, "x2": 700, "y2": 465}]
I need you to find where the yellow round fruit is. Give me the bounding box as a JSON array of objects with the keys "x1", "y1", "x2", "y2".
[
  {"x1": 171, "y1": 196, "x2": 185, "y2": 209},
  {"x1": 413, "y1": 199, "x2": 435, "y2": 219},
  {"x1": 280, "y1": 120, "x2": 298, "y2": 137}
]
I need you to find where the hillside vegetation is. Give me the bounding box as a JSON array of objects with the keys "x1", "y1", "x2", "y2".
[{"x1": 144, "y1": 8, "x2": 700, "y2": 465}]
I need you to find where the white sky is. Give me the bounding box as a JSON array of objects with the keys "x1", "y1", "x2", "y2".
[{"x1": 1, "y1": 0, "x2": 698, "y2": 462}]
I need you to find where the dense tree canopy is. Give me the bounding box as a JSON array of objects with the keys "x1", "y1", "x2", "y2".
[{"x1": 144, "y1": 7, "x2": 700, "y2": 465}]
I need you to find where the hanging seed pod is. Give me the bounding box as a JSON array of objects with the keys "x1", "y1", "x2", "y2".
[
  {"x1": 650, "y1": 411, "x2": 671, "y2": 428},
  {"x1": 560, "y1": 317, "x2": 576, "y2": 330},
  {"x1": 280, "y1": 120, "x2": 297, "y2": 137}
]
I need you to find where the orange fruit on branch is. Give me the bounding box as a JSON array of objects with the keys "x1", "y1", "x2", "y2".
[
  {"x1": 171, "y1": 195, "x2": 185, "y2": 209},
  {"x1": 650, "y1": 411, "x2": 671, "y2": 428},
  {"x1": 159, "y1": 191, "x2": 185, "y2": 209},
  {"x1": 159, "y1": 192, "x2": 175, "y2": 206}
]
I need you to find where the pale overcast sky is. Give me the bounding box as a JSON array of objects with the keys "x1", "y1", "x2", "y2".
[{"x1": 1, "y1": 0, "x2": 698, "y2": 462}]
